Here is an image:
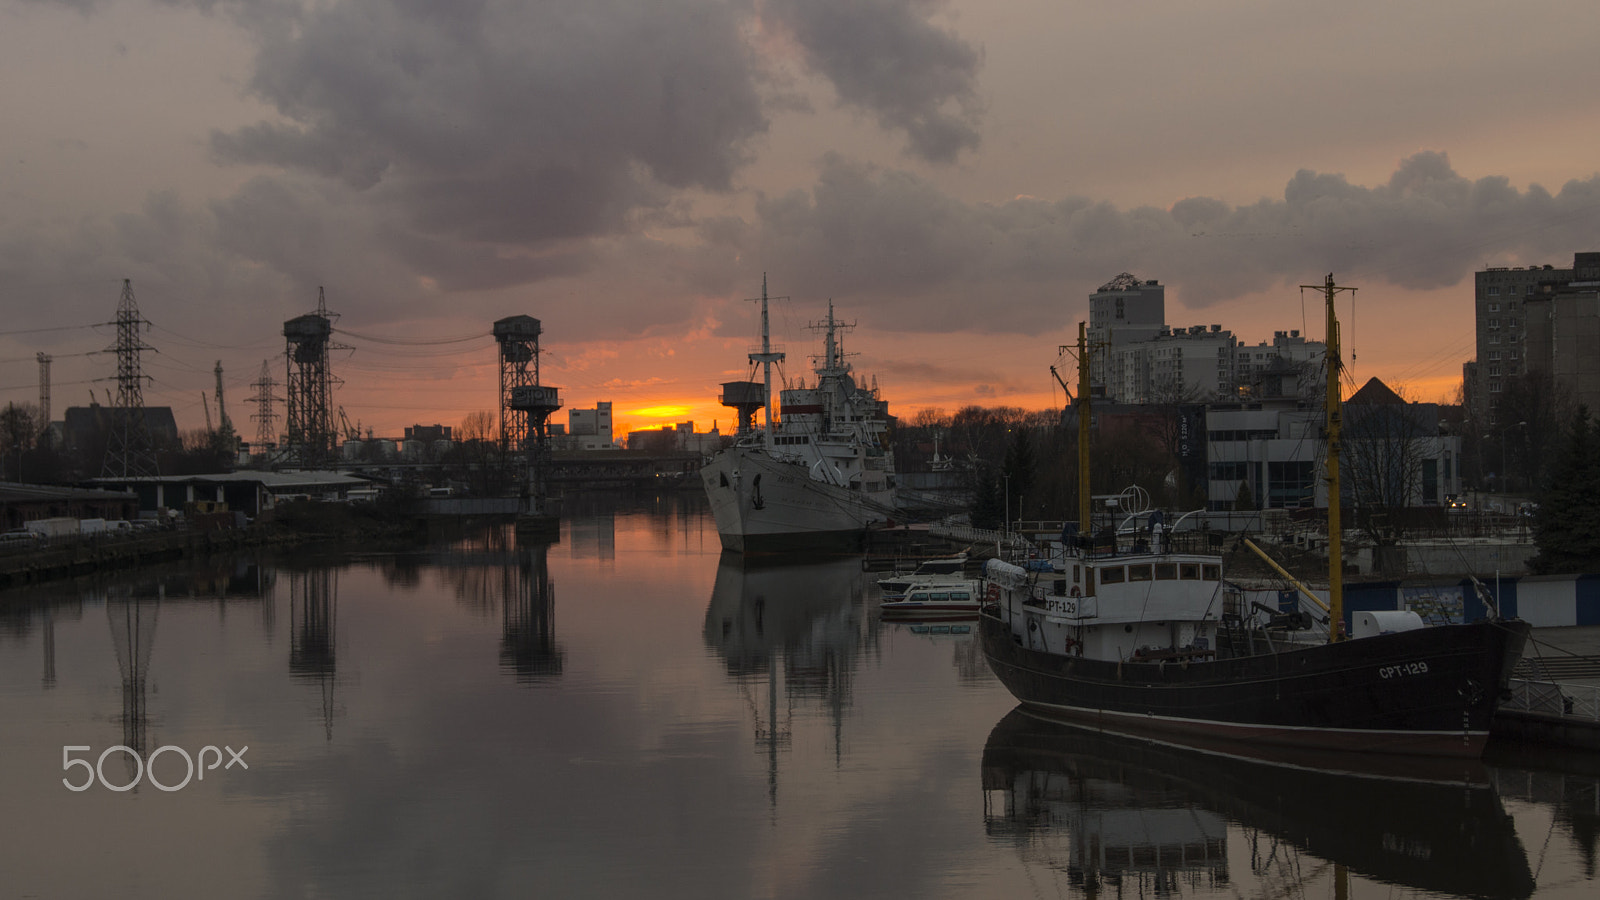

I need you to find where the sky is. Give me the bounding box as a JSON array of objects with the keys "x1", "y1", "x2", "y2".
[{"x1": 3, "y1": 0, "x2": 1600, "y2": 441}]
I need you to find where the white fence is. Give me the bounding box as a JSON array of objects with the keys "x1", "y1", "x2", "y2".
[
  {"x1": 1503, "y1": 679, "x2": 1600, "y2": 722},
  {"x1": 928, "y1": 523, "x2": 1035, "y2": 554}
]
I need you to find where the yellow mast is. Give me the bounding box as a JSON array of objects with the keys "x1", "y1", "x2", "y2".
[
  {"x1": 1076, "y1": 322, "x2": 1091, "y2": 538},
  {"x1": 1303, "y1": 273, "x2": 1356, "y2": 642}
]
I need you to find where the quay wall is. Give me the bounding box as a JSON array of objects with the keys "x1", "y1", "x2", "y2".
[{"x1": 0, "y1": 526, "x2": 276, "y2": 592}]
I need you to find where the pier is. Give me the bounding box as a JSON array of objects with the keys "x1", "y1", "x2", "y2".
[{"x1": 1495, "y1": 625, "x2": 1600, "y2": 750}]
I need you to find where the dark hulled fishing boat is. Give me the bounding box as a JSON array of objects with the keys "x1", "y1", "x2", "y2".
[{"x1": 977, "y1": 276, "x2": 1531, "y2": 757}]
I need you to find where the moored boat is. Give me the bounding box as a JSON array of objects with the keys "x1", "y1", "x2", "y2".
[
  {"x1": 879, "y1": 578, "x2": 983, "y2": 617},
  {"x1": 701, "y1": 278, "x2": 898, "y2": 553},
  {"x1": 875, "y1": 551, "x2": 969, "y2": 598},
  {"x1": 978, "y1": 276, "x2": 1531, "y2": 757}
]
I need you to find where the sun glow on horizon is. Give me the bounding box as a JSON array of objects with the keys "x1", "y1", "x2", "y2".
[{"x1": 629, "y1": 405, "x2": 694, "y2": 419}]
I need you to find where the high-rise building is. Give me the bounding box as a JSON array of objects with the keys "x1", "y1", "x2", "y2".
[
  {"x1": 1469, "y1": 252, "x2": 1600, "y2": 422},
  {"x1": 1082, "y1": 270, "x2": 1324, "y2": 404},
  {"x1": 1088, "y1": 273, "x2": 1166, "y2": 392}
]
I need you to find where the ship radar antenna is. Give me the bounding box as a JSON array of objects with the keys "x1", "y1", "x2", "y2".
[{"x1": 807, "y1": 300, "x2": 856, "y2": 374}]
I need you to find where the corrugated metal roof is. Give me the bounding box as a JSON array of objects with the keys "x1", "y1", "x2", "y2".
[
  {"x1": 0, "y1": 481, "x2": 137, "y2": 502},
  {"x1": 85, "y1": 470, "x2": 373, "y2": 490}
]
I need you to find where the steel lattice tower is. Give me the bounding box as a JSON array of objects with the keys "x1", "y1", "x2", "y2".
[
  {"x1": 497, "y1": 315, "x2": 561, "y2": 525},
  {"x1": 250, "y1": 359, "x2": 280, "y2": 448},
  {"x1": 37, "y1": 352, "x2": 50, "y2": 438},
  {"x1": 494, "y1": 315, "x2": 543, "y2": 452},
  {"x1": 102, "y1": 279, "x2": 160, "y2": 477},
  {"x1": 283, "y1": 288, "x2": 345, "y2": 468}
]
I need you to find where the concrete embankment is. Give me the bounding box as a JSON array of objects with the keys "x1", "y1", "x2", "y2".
[{"x1": 0, "y1": 527, "x2": 289, "y2": 592}]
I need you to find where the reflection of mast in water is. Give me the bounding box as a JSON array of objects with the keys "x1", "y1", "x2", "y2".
[
  {"x1": 107, "y1": 592, "x2": 158, "y2": 771},
  {"x1": 253, "y1": 561, "x2": 276, "y2": 640},
  {"x1": 500, "y1": 538, "x2": 564, "y2": 683},
  {"x1": 289, "y1": 569, "x2": 338, "y2": 739},
  {"x1": 752, "y1": 647, "x2": 791, "y2": 812},
  {"x1": 42, "y1": 606, "x2": 56, "y2": 689}
]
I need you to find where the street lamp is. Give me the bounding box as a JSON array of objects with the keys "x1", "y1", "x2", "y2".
[
  {"x1": 1003, "y1": 473, "x2": 1011, "y2": 541},
  {"x1": 1507, "y1": 421, "x2": 1528, "y2": 495},
  {"x1": 1480, "y1": 433, "x2": 1495, "y2": 494}
]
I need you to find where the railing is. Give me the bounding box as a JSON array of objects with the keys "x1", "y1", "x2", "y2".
[
  {"x1": 928, "y1": 523, "x2": 1034, "y2": 554},
  {"x1": 1502, "y1": 679, "x2": 1600, "y2": 722}
]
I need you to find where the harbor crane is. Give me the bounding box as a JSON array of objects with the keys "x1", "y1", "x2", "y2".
[{"x1": 1050, "y1": 363, "x2": 1073, "y2": 405}]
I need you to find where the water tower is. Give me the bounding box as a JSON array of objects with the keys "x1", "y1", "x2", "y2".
[
  {"x1": 511, "y1": 383, "x2": 563, "y2": 536},
  {"x1": 720, "y1": 381, "x2": 766, "y2": 436},
  {"x1": 284, "y1": 288, "x2": 341, "y2": 467},
  {"x1": 494, "y1": 315, "x2": 543, "y2": 452}
]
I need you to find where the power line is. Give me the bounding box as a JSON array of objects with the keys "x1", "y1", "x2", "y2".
[
  {"x1": 148, "y1": 323, "x2": 280, "y2": 352},
  {"x1": 0, "y1": 324, "x2": 104, "y2": 337},
  {"x1": 333, "y1": 326, "x2": 491, "y2": 346}
]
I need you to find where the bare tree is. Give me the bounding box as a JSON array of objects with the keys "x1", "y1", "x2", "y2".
[
  {"x1": 455, "y1": 410, "x2": 510, "y2": 496},
  {"x1": 1341, "y1": 381, "x2": 1437, "y2": 562}
]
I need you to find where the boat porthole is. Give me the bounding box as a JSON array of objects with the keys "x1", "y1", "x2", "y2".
[{"x1": 1124, "y1": 625, "x2": 1132, "y2": 633}]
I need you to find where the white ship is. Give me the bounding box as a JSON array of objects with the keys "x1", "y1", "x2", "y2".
[{"x1": 701, "y1": 279, "x2": 898, "y2": 553}]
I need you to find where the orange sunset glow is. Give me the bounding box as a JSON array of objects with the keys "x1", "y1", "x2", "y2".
[{"x1": 2, "y1": 1, "x2": 1596, "y2": 441}]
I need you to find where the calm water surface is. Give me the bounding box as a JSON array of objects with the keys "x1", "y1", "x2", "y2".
[{"x1": 1, "y1": 494, "x2": 1596, "y2": 899}]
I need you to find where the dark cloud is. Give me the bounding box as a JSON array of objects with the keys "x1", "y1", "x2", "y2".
[
  {"x1": 0, "y1": 191, "x2": 293, "y2": 344},
  {"x1": 746, "y1": 152, "x2": 1600, "y2": 334},
  {"x1": 767, "y1": 0, "x2": 983, "y2": 163},
  {"x1": 211, "y1": 0, "x2": 768, "y2": 246},
  {"x1": 18, "y1": 0, "x2": 105, "y2": 12},
  {"x1": 11, "y1": 0, "x2": 989, "y2": 317}
]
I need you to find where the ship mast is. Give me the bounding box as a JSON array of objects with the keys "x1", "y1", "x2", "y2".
[
  {"x1": 825, "y1": 301, "x2": 839, "y2": 371},
  {"x1": 1305, "y1": 273, "x2": 1356, "y2": 642},
  {"x1": 749, "y1": 274, "x2": 786, "y2": 448},
  {"x1": 1076, "y1": 322, "x2": 1091, "y2": 539}
]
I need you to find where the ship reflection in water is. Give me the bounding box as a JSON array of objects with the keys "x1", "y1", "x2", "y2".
[
  {"x1": 981, "y1": 708, "x2": 1535, "y2": 899},
  {"x1": 703, "y1": 551, "x2": 866, "y2": 804}
]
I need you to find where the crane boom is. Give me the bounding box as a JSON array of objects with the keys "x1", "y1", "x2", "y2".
[
  {"x1": 1050, "y1": 365, "x2": 1073, "y2": 404},
  {"x1": 214, "y1": 360, "x2": 232, "y2": 433}
]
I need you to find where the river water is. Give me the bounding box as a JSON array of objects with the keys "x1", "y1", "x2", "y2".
[{"x1": 1, "y1": 493, "x2": 1595, "y2": 899}]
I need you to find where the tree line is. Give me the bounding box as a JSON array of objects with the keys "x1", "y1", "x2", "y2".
[{"x1": 890, "y1": 404, "x2": 1199, "y2": 530}]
